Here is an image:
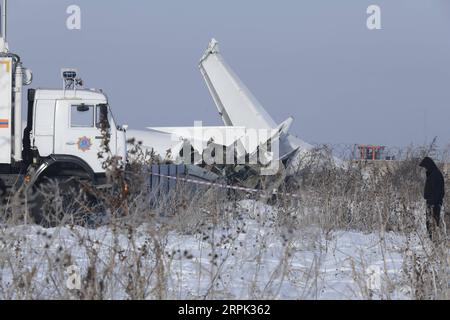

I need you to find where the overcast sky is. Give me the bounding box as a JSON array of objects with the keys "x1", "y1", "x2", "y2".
[{"x1": 7, "y1": 0, "x2": 450, "y2": 148}]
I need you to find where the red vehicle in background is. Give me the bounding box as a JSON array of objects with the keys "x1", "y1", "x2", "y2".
[{"x1": 354, "y1": 145, "x2": 395, "y2": 161}]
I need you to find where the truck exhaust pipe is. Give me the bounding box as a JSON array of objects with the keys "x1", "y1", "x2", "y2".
[
  {"x1": 0, "y1": 0, "x2": 7, "y2": 53},
  {"x1": 2, "y1": 0, "x2": 5, "y2": 40}
]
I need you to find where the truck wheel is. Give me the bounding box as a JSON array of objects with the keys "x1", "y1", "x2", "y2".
[{"x1": 30, "y1": 177, "x2": 99, "y2": 227}]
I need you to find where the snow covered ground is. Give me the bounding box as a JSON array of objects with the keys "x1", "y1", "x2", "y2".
[{"x1": 0, "y1": 200, "x2": 444, "y2": 300}]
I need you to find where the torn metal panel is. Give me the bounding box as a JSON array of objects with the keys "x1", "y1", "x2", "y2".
[{"x1": 185, "y1": 164, "x2": 220, "y2": 181}]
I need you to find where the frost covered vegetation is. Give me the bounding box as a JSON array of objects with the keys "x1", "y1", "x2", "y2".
[{"x1": 0, "y1": 143, "x2": 449, "y2": 300}]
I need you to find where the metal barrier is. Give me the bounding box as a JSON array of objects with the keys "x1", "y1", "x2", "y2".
[{"x1": 149, "y1": 164, "x2": 186, "y2": 194}]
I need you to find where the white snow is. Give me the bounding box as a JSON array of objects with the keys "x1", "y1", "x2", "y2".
[{"x1": 0, "y1": 200, "x2": 436, "y2": 300}]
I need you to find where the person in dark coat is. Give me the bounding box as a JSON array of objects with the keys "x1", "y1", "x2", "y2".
[{"x1": 419, "y1": 157, "x2": 445, "y2": 240}]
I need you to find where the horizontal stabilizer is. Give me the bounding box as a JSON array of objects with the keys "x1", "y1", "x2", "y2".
[{"x1": 148, "y1": 126, "x2": 247, "y2": 147}]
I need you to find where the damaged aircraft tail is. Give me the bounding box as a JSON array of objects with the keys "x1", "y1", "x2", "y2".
[
  {"x1": 198, "y1": 38, "x2": 314, "y2": 173},
  {"x1": 128, "y1": 38, "x2": 332, "y2": 181}
]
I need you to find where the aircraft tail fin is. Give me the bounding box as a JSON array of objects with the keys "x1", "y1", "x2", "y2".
[{"x1": 199, "y1": 39, "x2": 277, "y2": 130}]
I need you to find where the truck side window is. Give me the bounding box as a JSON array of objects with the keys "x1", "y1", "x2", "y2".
[{"x1": 71, "y1": 105, "x2": 94, "y2": 127}]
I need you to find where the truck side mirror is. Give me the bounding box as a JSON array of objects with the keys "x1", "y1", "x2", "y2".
[
  {"x1": 77, "y1": 104, "x2": 90, "y2": 112},
  {"x1": 97, "y1": 104, "x2": 110, "y2": 129}
]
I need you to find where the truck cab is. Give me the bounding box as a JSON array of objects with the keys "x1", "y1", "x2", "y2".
[
  {"x1": 28, "y1": 88, "x2": 127, "y2": 176},
  {"x1": 0, "y1": 54, "x2": 127, "y2": 194}
]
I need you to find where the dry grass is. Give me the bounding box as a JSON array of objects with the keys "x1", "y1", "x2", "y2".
[{"x1": 0, "y1": 142, "x2": 448, "y2": 300}]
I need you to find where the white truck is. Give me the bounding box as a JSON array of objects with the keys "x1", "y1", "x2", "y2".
[{"x1": 0, "y1": 1, "x2": 127, "y2": 218}]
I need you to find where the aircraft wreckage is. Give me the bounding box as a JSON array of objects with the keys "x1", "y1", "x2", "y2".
[{"x1": 129, "y1": 39, "x2": 331, "y2": 188}]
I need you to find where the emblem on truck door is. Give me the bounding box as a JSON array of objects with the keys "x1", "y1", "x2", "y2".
[{"x1": 77, "y1": 136, "x2": 92, "y2": 152}]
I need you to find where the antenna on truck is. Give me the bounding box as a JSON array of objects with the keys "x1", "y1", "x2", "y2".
[{"x1": 0, "y1": 0, "x2": 8, "y2": 53}]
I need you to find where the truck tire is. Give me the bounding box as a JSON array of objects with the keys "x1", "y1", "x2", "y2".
[{"x1": 30, "y1": 176, "x2": 100, "y2": 227}]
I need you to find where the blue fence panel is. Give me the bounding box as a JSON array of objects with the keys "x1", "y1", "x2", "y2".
[
  {"x1": 149, "y1": 164, "x2": 188, "y2": 194},
  {"x1": 151, "y1": 165, "x2": 160, "y2": 191},
  {"x1": 159, "y1": 165, "x2": 170, "y2": 193},
  {"x1": 169, "y1": 165, "x2": 178, "y2": 189}
]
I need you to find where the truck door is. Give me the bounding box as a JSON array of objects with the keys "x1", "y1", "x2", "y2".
[
  {"x1": 33, "y1": 100, "x2": 56, "y2": 157},
  {"x1": 54, "y1": 100, "x2": 109, "y2": 173}
]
